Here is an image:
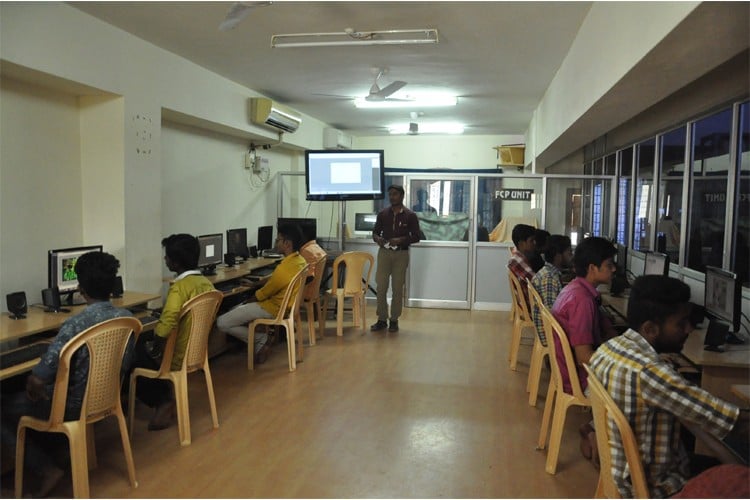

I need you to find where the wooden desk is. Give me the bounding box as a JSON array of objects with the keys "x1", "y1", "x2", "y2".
[
  {"x1": 731, "y1": 385, "x2": 750, "y2": 406},
  {"x1": 200, "y1": 257, "x2": 279, "y2": 296}
]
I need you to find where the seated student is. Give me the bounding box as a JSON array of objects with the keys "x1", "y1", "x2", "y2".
[
  {"x1": 529, "y1": 229, "x2": 550, "y2": 273},
  {"x1": 216, "y1": 223, "x2": 306, "y2": 363},
  {"x1": 507, "y1": 223, "x2": 536, "y2": 283},
  {"x1": 530, "y1": 234, "x2": 572, "y2": 346},
  {"x1": 298, "y1": 223, "x2": 327, "y2": 278},
  {"x1": 590, "y1": 275, "x2": 747, "y2": 498},
  {"x1": 1, "y1": 251, "x2": 132, "y2": 498},
  {"x1": 132, "y1": 233, "x2": 214, "y2": 431}
]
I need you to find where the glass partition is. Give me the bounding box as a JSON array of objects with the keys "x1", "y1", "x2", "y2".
[
  {"x1": 616, "y1": 147, "x2": 634, "y2": 246},
  {"x1": 734, "y1": 101, "x2": 749, "y2": 286},
  {"x1": 408, "y1": 178, "x2": 471, "y2": 241},
  {"x1": 477, "y1": 177, "x2": 543, "y2": 243},
  {"x1": 633, "y1": 138, "x2": 656, "y2": 251},
  {"x1": 657, "y1": 125, "x2": 687, "y2": 264}
]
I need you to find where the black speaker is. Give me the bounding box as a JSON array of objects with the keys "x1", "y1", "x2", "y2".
[
  {"x1": 224, "y1": 253, "x2": 236, "y2": 267},
  {"x1": 112, "y1": 276, "x2": 124, "y2": 298},
  {"x1": 688, "y1": 302, "x2": 705, "y2": 328},
  {"x1": 42, "y1": 287, "x2": 69, "y2": 313},
  {"x1": 6, "y1": 291, "x2": 27, "y2": 319},
  {"x1": 248, "y1": 245, "x2": 258, "y2": 258}
]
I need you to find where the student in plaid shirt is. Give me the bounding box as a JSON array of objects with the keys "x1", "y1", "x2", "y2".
[
  {"x1": 507, "y1": 223, "x2": 536, "y2": 283},
  {"x1": 590, "y1": 275, "x2": 746, "y2": 498},
  {"x1": 530, "y1": 235, "x2": 572, "y2": 346}
]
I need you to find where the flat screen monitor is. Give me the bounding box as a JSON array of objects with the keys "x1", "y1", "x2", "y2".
[
  {"x1": 226, "y1": 228, "x2": 249, "y2": 259},
  {"x1": 48, "y1": 245, "x2": 104, "y2": 304},
  {"x1": 305, "y1": 149, "x2": 385, "y2": 201},
  {"x1": 704, "y1": 266, "x2": 741, "y2": 333},
  {"x1": 257, "y1": 225, "x2": 274, "y2": 252},
  {"x1": 197, "y1": 233, "x2": 223, "y2": 275},
  {"x1": 277, "y1": 218, "x2": 316, "y2": 241},
  {"x1": 615, "y1": 244, "x2": 628, "y2": 277},
  {"x1": 354, "y1": 213, "x2": 377, "y2": 236},
  {"x1": 643, "y1": 251, "x2": 669, "y2": 276}
]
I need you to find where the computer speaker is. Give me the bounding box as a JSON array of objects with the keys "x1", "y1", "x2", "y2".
[
  {"x1": 6, "y1": 291, "x2": 27, "y2": 319},
  {"x1": 224, "y1": 253, "x2": 236, "y2": 267},
  {"x1": 248, "y1": 245, "x2": 258, "y2": 258},
  {"x1": 112, "y1": 276, "x2": 124, "y2": 298}
]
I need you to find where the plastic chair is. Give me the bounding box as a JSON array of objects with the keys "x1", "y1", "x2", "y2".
[
  {"x1": 322, "y1": 251, "x2": 374, "y2": 337},
  {"x1": 16, "y1": 317, "x2": 141, "y2": 498},
  {"x1": 247, "y1": 264, "x2": 309, "y2": 371},
  {"x1": 507, "y1": 270, "x2": 534, "y2": 371},
  {"x1": 507, "y1": 248, "x2": 517, "y2": 323},
  {"x1": 301, "y1": 255, "x2": 327, "y2": 345},
  {"x1": 527, "y1": 282, "x2": 550, "y2": 406},
  {"x1": 129, "y1": 289, "x2": 222, "y2": 446},
  {"x1": 584, "y1": 365, "x2": 649, "y2": 499},
  {"x1": 536, "y1": 307, "x2": 591, "y2": 475}
]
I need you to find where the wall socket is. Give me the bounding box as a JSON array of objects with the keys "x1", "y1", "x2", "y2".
[{"x1": 255, "y1": 156, "x2": 269, "y2": 174}]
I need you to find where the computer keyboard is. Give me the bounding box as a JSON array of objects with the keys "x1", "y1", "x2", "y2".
[
  {"x1": 0, "y1": 342, "x2": 50, "y2": 370},
  {"x1": 250, "y1": 266, "x2": 274, "y2": 278},
  {"x1": 215, "y1": 281, "x2": 239, "y2": 292},
  {"x1": 138, "y1": 315, "x2": 160, "y2": 326}
]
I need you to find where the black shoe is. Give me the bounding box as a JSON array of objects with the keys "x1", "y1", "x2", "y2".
[
  {"x1": 370, "y1": 320, "x2": 388, "y2": 331},
  {"x1": 388, "y1": 320, "x2": 399, "y2": 332}
]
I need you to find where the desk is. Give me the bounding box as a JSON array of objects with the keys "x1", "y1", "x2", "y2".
[
  {"x1": 731, "y1": 385, "x2": 750, "y2": 406},
  {"x1": 203, "y1": 257, "x2": 279, "y2": 296}
]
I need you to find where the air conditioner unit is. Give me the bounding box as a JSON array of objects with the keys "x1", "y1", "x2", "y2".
[
  {"x1": 494, "y1": 144, "x2": 525, "y2": 167},
  {"x1": 250, "y1": 98, "x2": 302, "y2": 133},
  {"x1": 323, "y1": 128, "x2": 352, "y2": 149}
]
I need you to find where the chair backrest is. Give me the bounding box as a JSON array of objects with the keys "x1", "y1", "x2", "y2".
[
  {"x1": 584, "y1": 365, "x2": 649, "y2": 499},
  {"x1": 177, "y1": 290, "x2": 223, "y2": 373},
  {"x1": 507, "y1": 270, "x2": 532, "y2": 322},
  {"x1": 49, "y1": 316, "x2": 142, "y2": 425},
  {"x1": 303, "y1": 255, "x2": 327, "y2": 301},
  {"x1": 540, "y1": 307, "x2": 587, "y2": 400},
  {"x1": 527, "y1": 282, "x2": 548, "y2": 347},
  {"x1": 331, "y1": 251, "x2": 374, "y2": 296},
  {"x1": 269, "y1": 264, "x2": 309, "y2": 323}
]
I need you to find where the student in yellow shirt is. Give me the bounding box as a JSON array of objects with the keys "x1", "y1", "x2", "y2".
[{"x1": 216, "y1": 223, "x2": 306, "y2": 364}]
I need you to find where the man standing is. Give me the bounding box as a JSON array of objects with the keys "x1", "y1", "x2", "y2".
[{"x1": 371, "y1": 185, "x2": 422, "y2": 333}]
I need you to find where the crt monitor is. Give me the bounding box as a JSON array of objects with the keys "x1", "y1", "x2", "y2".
[
  {"x1": 305, "y1": 149, "x2": 385, "y2": 201},
  {"x1": 704, "y1": 266, "x2": 742, "y2": 333},
  {"x1": 257, "y1": 225, "x2": 274, "y2": 252},
  {"x1": 354, "y1": 213, "x2": 377, "y2": 236},
  {"x1": 643, "y1": 251, "x2": 669, "y2": 276},
  {"x1": 226, "y1": 228, "x2": 249, "y2": 259},
  {"x1": 48, "y1": 245, "x2": 104, "y2": 304},
  {"x1": 277, "y1": 218, "x2": 316, "y2": 242},
  {"x1": 197, "y1": 233, "x2": 223, "y2": 275}
]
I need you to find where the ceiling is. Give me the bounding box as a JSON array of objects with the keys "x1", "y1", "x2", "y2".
[{"x1": 70, "y1": 1, "x2": 593, "y2": 137}]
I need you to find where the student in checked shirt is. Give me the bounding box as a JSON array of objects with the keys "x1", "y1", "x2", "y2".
[
  {"x1": 530, "y1": 234, "x2": 572, "y2": 347},
  {"x1": 589, "y1": 275, "x2": 748, "y2": 498}
]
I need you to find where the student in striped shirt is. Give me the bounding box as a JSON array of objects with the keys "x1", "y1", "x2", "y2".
[
  {"x1": 530, "y1": 234, "x2": 572, "y2": 346},
  {"x1": 590, "y1": 275, "x2": 746, "y2": 498}
]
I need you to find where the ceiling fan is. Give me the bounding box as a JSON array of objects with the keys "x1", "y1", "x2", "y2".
[
  {"x1": 315, "y1": 68, "x2": 409, "y2": 102},
  {"x1": 219, "y1": 1, "x2": 272, "y2": 31}
]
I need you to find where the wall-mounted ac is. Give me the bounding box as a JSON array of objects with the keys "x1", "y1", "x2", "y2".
[
  {"x1": 250, "y1": 97, "x2": 302, "y2": 133},
  {"x1": 323, "y1": 128, "x2": 352, "y2": 150}
]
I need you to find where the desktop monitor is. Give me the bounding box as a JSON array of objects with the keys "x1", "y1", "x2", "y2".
[
  {"x1": 48, "y1": 245, "x2": 104, "y2": 305},
  {"x1": 277, "y1": 218, "x2": 316, "y2": 242},
  {"x1": 197, "y1": 233, "x2": 223, "y2": 275},
  {"x1": 305, "y1": 149, "x2": 385, "y2": 201},
  {"x1": 643, "y1": 251, "x2": 669, "y2": 276},
  {"x1": 704, "y1": 266, "x2": 742, "y2": 334},
  {"x1": 610, "y1": 244, "x2": 630, "y2": 296},
  {"x1": 226, "y1": 228, "x2": 249, "y2": 259},
  {"x1": 354, "y1": 213, "x2": 377, "y2": 236},
  {"x1": 257, "y1": 225, "x2": 274, "y2": 253}
]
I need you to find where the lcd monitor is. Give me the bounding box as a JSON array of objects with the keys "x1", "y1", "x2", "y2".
[
  {"x1": 48, "y1": 245, "x2": 104, "y2": 305},
  {"x1": 305, "y1": 149, "x2": 385, "y2": 201},
  {"x1": 226, "y1": 228, "x2": 249, "y2": 259},
  {"x1": 277, "y1": 217, "x2": 316, "y2": 242},
  {"x1": 610, "y1": 244, "x2": 630, "y2": 296},
  {"x1": 704, "y1": 266, "x2": 742, "y2": 334},
  {"x1": 197, "y1": 233, "x2": 223, "y2": 275},
  {"x1": 354, "y1": 213, "x2": 377, "y2": 236},
  {"x1": 257, "y1": 225, "x2": 274, "y2": 253},
  {"x1": 643, "y1": 251, "x2": 669, "y2": 276}
]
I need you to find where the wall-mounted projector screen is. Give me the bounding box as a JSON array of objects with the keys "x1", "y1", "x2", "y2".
[{"x1": 305, "y1": 149, "x2": 385, "y2": 201}]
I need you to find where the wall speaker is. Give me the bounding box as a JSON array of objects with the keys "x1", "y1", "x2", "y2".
[
  {"x1": 112, "y1": 276, "x2": 124, "y2": 298},
  {"x1": 224, "y1": 253, "x2": 236, "y2": 267},
  {"x1": 6, "y1": 291, "x2": 27, "y2": 319}
]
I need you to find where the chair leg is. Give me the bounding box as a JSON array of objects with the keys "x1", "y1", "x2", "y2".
[
  {"x1": 509, "y1": 319, "x2": 521, "y2": 370},
  {"x1": 15, "y1": 424, "x2": 27, "y2": 498},
  {"x1": 203, "y1": 361, "x2": 219, "y2": 429},
  {"x1": 247, "y1": 324, "x2": 255, "y2": 371},
  {"x1": 86, "y1": 423, "x2": 97, "y2": 470},
  {"x1": 287, "y1": 323, "x2": 298, "y2": 372},
  {"x1": 115, "y1": 410, "x2": 138, "y2": 488},
  {"x1": 527, "y1": 341, "x2": 543, "y2": 405},
  {"x1": 68, "y1": 427, "x2": 91, "y2": 498},
  {"x1": 306, "y1": 302, "x2": 316, "y2": 346},
  {"x1": 359, "y1": 294, "x2": 366, "y2": 332},
  {"x1": 537, "y1": 377, "x2": 555, "y2": 450},
  {"x1": 336, "y1": 290, "x2": 344, "y2": 337},
  {"x1": 545, "y1": 395, "x2": 571, "y2": 475},
  {"x1": 128, "y1": 373, "x2": 138, "y2": 436},
  {"x1": 173, "y1": 375, "x2": 191, "y2": 446},
  {"x1": 316, "y1": 300, "x2": 325, "y2": 341}
]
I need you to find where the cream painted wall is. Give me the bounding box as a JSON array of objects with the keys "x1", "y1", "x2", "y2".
[{"x1": 0, "y1": 79, "x2": 83, "y2": 299}]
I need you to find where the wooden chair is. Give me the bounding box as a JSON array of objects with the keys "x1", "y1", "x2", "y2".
[
  {"x1": 507, "y1": 270, "x2": 534, "y2": 371},
  {"x1": 16, "y1": 317, "x2": 141, "y2": 498},
  {"x1": 527, "y1": 282, "x2": 551, "y2": 406},
  {"x1": 322, "y1": 251, "x2": 374, "y2": 337},
  {"x1": 247, "y1": 264, "x2": 309, "y2": 371},
  {"x1": 537, "y1": 307, "x2": 591, "y2": 474},
  {"x1": 301, "y1": 255, "x2": 327, "y2": 345},
  {"x1": 584, "y1": 365, "x2": 649, "y2": 499},
  {"x1": 129, "y1": 289, "x2": 222, "y2": 446}
]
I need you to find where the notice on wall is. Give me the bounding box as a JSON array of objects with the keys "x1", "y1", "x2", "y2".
[{"x1": 495, "y1": 189, "x2": 533, "y2": 201}]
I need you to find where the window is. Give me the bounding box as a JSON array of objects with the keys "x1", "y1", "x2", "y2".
[
  {"x1": 633, "y1": 139, "x2": 656, "y2": 251},
  {"x1": 733, "y1": 101, "x2": 749, "y2": 286},
  {"x1": 657, "y1": 125, "x2": 686, "y2": 264},
  {"x1": 616, "y1": 148, "x2": 633, "y2": 246}
]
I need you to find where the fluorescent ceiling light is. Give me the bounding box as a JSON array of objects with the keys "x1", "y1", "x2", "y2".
[
  {"x1": 388, "y1": 123, "x2": 465, "y2": 135},
  {"x1": 272, "y1": 28, "x2": 438, "y2": 48},
  {"x1": 355, "y1": 95, "x2": 457, "y2": 108}
]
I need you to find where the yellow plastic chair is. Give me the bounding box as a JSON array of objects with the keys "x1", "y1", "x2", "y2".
[
  {"x1": 507, "y1": 270, "x2": 534, "y2": 371},
  {"x1": 247, "y1": 264, "x2": 309, "y2": 371},
  {"x1": 16, "y1": 317, "x2": 141, "y2": 498},
  {"x1": 322, "y1": 251, "x2": 374, "y2": 337},
  {"x1": 301, "y1": 255, "x2": 327, "y2": 345},
  {"x1": 527, "y1": 282, "x2": 551, "y2": 406},
  {"x1": 584, "y1": 365, "x2": 649, "y2": 499},
  {"x1": 537, "y1": 307, "x2": 591, "y2": 474},
  {"x1": 506, "y1": 248, "x2": 517, "y2": 323},
  {"x1": 129, "y1": 289, "x2": 223, "y2": 446}
]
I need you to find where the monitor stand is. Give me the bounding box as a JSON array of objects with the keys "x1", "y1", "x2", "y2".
[
  {"x1": 62, "y1": 291, "x2": 86, "y2": 307},
  {"x1": 201, "y1": 265, "x2": 217, "y2": 276},
  {"x1": 703, "y1": 319, "x2": 729, "y2": 352}
]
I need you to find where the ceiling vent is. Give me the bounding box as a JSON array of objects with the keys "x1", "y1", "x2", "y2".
[
  {"x1": 323, "y1": 128, "x2": 352, "y2": 149},
  {"x1": 250, "y1": 98, "x2": 302, "y2": 133}
]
